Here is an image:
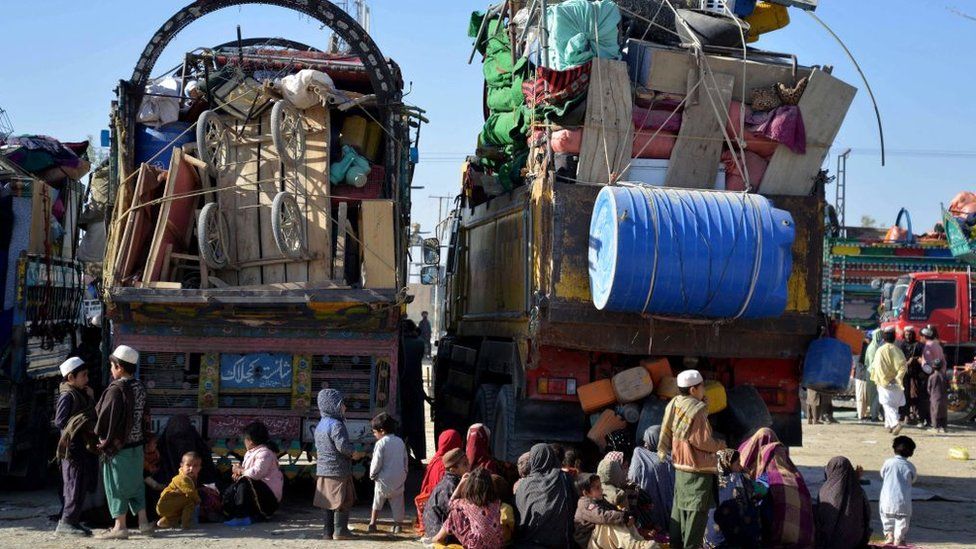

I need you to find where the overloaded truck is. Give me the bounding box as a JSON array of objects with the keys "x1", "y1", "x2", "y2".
[
  {"x1": 1, "y1": 138, "x2": 88, "y2": 483},
  {"x1": 429, "y1": 0, "x2": 856, "y2": 460},
  {"x1": 102, "y1": 0, "x2": 423, "y2": 475}
]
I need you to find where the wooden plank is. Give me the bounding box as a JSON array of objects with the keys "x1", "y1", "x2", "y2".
[
  {"x1": 359, "y1": 200, "x2": 396, "y2": 289},
  {"x1": 305, "y1": 105, "x2": 332, "y2": 282},
  {"x1": 27, "y1": 179, "x2": 52, "y2": 255},
  {"x1": 116, "y1": 165, "x2": 155, "y2": 279},
  {"x1": 760, "y1": 70, "x2": 857, "y2": 196},
  {"x1": 143, "y1": 148, "x2": 201, "y2": 284},
  {"x1": 631, "y1": 41, "x2": 813, "y2": 102},
  {"x1": 257, "y1": 110, "x2": 285, "y2": 284},
  {"x1": 576, "y1": 59, "x2": 634, "y2": 184},
  {"x1": 146, "y1": 281, "x2": 182, "y2": 289},
  {"x1": 334, "y1": 201, "x2": 347, "y2": 284},
  {"x1": 664, "y1": 70, "x2": 735, "y2": 189},
  {"x1": 235, "y1": 118, "x2": 262, "y2": 285}
]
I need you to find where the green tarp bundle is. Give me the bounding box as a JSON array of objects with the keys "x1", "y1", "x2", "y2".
[{"x1": 546, "y1": 0, "x2": 622, "y2": 70}]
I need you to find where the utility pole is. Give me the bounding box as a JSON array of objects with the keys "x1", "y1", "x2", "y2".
[{"x1": 836, "y1": 148, "x2": 851, "y2": 236}]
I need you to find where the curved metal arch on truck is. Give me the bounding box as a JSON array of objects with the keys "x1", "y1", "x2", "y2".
[{"x1": 128, "y1": 0, "x2": 401, "y2": 106}]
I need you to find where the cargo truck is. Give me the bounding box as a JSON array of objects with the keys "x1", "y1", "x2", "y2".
[
  {"x1": 427, "y1": 3, "x2": 857, "y2": 460},
  {"x1": 103, "y1": 0, "x2": 423, "y2": 471}
]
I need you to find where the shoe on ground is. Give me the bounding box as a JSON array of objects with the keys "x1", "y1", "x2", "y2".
[
  {"x1": 884, "y1": 533, "x2": 894, "y2": 545},
  {"x1": 892, "y1": 423, "x2": 904, "y2": 436},
  {"x1": 333, "y1": 529, "x2": 355, "y2": 540},
  {"x1": 139, "y1": 523, "x2": 155, "y2": 536},
  {"x1": 938, "y1": 428, "x2": 947, "y2": 434},
  {"x1": 391, "y1": 525, "x2": 403, "y2": 535},
  {"x1": 55, "y1": 521, "x2": 90, "y2": 536},
  {"x1": 323, "y1": 530, "x2": 334, "y2": 541},
  {"x1": 367, "y1": 523, "x2": 378, "y2": 533},
  {"x1": 96, "y1": 528, "x2": 129, "y2": 540},
  {"x1": 157, "y1": 517, "x2": 177, "y2": 529}
]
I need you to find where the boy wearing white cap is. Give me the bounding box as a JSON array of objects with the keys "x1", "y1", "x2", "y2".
[
  {"x1": 94, "y1": 345, "x2": 153, "y2": 539},
  {"x1": 54, "y1": 357, "x2": 97, "y2": 536},
  {"x1": 658, "y1": 369, "x2": 726, "y2": 549}
]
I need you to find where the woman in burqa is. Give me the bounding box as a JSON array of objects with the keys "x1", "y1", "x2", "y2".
[
  {"x1": 815, "y1": 456, "x2": 871, "y2": 549},
  {"x1": 151, "y1": 414, "x2": 221, "y2": 521},
  {"x1": 628, "y1": 425, "x2": 675, "y2": 533},
  {"x1": 514, "y1": 443, "x2": 576, "y2": 548}
]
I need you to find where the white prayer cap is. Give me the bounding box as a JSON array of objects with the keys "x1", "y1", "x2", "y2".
[
  {"x1": 60, "y1": 357, "x2": 85, "y2": 378},
  {"x1": 882, "y1": 326, "x2": 896, "y2": 333},
  {"x1": 903, "y1": 325, "x2": 915, "y2": 332},
  {"x1": 111, "y1": 345, "x2": 139, "y2": 365},
  {"x1": 91, "y1": 313, "x2": 102, "y2": 327},
  {"x1": 677, "y1": 369, "x2": 704, "y2": 388},
  {"x1": 921, "y1": 326, "x2": 934, "y2": 338}
]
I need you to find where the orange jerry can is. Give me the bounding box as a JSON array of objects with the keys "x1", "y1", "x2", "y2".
[
  {"x1": 705, "y1": 380, "x2": 728, "y2": 414},
  {"x1": 641, "y1": 358, "x2": 673, "y2": 387},
  {"x1": 655, "y1": 376, "x2": 679, "y2": 399},
  {"x1": 587, "y1": 409, "x2": 627, "y2": 450},
  {"x1": 835, "y1": 322, "x2": 865, "y2": 355},
  {"x1": 612, "y1": 366, "x2": 654, "y2": 403},
  {"x1": 578, "y1": 378, "x2": 617, "y2": 413}
]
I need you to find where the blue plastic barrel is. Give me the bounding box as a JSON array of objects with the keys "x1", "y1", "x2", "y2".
[
  {"x1": 588, "y1": 185, "x2": 795, "y2": 318},
  {"x1": 134, "y1": 122, "x2": 194, "y2": 168},
  {"x1": 802, "y1": 338, "x2": 853, "y2": 393}
]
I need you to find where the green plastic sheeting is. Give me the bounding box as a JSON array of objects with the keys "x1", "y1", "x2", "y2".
[
  {"x1": 479, "y1": 109, "x2": 529, "y2": 148},
  {"x1": 546, "y1": 0, "x2": 622, "y2": 70},
  {"x1": 487, "y1": 83, "x2": 525, "y2": 113}
]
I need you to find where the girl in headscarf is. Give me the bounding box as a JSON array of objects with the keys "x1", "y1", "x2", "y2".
[
  {"x1": 737, "y1": 428, "x2": 815, "y2": 549},
  {"x1": 514, "y1": 443, "x2": 576, "y2": 548},
  {"x1": 466, "y1": 424, "x2": 497, "y2": 473},
  {"x1": 815, "y1": 457, "x2": 870, "y2": 549},
  {"x1": 433, "y1": 467, "x2": 505, "y2": 549},
  {"x1": 313, "y1": 388, "x2": 362, "y2": 539},
  {"x1": 416, "y1": 429, "x2": 464, "y2": 534},
  {"x1": 628, "y1": 425, "x2": 675, "y2": 534}
]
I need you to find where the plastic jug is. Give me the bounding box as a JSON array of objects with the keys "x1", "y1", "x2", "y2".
[
  {"x1": 578, "y1": 378, "x2": 617, "y2": 413},
  {"x1": 612, "y1": 366, "x2": 654, "y2": 403}
]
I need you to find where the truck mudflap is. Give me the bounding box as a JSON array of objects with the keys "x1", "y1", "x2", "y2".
[{"x1": 492, "y1": 384, "x2": 585, "y2": 462}]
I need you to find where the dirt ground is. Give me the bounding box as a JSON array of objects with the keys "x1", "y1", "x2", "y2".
[{"x1": 1, "y1": 405, "x2": 974, "y2": 548}]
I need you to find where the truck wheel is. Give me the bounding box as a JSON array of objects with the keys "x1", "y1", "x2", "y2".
[{"x1": 472, "y1": 384, "x2": 501, "y2": 427}]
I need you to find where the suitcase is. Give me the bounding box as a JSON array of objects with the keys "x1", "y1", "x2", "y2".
[
  {"x1": 655, "y1": 376, "x2": 679, "y2": 399},
  {"x1": 705, "y1": 380, "x2": 728, "y2": 414},
  {"x1": 587, "y1": 409, "x2": 627, "y2": 451},
  {"x1": 641, "y1": 358, "x2": 673, "y2": 387},
  {"x1": 578, "y1": 378, "x2": 617, "y2": 413},
  {"x1": 612, "y1": 367, "x2": 654, "y2": 403}
]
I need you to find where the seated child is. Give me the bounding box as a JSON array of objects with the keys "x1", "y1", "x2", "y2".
[
  {"x1": 156, "y1": 451, "x2": 203, "y2": 529},
  {"x1": 562, "y1": 449, "x2": 582, "y2": 479},
  {"x1": 574, "y1": 473, "x2": 656, "y2": 549}
]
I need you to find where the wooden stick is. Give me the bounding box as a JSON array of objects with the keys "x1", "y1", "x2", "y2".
[{"x1": 334, "y1": 201, "x2": 348, "y2": 284}]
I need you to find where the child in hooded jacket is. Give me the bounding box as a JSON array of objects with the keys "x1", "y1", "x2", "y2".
[{"x1": 314, "y1": 388, "x2": 365, "y2": 540}]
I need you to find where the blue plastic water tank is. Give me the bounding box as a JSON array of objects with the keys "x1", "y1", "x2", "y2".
[
  {"x1": 802, "y1": 338, "x2": 853, "y2": 393},
  {"x1": 134, "y1": 122, "x2": 194, "y2": 169},
  {"x1": 588, "y1": 185, "x2": 795, "y2": 318}
]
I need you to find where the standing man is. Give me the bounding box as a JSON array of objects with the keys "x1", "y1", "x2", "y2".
[
  {"x1": 418, "y1": 311, "x2": 433, "y2": 359},
  {"x1": 398, "y1": 319, "x2": 427, "y2": 462},
  {"x1": 864, "y1": 329, "x2": 884, "y2": 422},
  {"x1": 872, "y1": 327, "x2": 908, "y2": 435},
  {"x1": 853, "y1": 333, "x2": 873, "y2": 422},
  {"x1": 658, "y1": 370, "x2": 726, "y2": 549},
  {"x1": 95, "y1": 345, "x2": 154, "y2": 539},
  {"x1": 898, "y1": 326, "x2": 924, "y2": 423}
]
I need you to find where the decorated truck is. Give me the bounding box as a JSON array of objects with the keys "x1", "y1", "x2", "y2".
[
  {"x1": 1, "y1": 141, "x2": 87, "y2": 483},
  {"x1": 429, "y1": 0, "x2": 856, "y2": 459},
  {"x1": 102, "y1": 1, "x2": 423, "y2": 476}
]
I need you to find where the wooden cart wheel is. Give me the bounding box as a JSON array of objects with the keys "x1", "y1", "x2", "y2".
[
  {"x1": 271, "y1": 101, "x2": 306, "y2": 168},
  {"x1": 196, "y1": 110, "x2": 232, "y2": 175},
  {"x1": 271, "y1": 191, "x2": 307, "y2": 259},
  {"x1": 197, "y1": 202, "x2": 231, "y2": 269}
]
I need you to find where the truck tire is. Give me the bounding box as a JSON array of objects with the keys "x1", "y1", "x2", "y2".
[
  {"x1": 492, "y1": 385, "x2": 529, "y2": 463},
  {"x1": 723, "y1": 385, "x2": 773, "y2": 444},
  {"x1": 472, "y1": 384, "x2": 501, "y2": 427}
]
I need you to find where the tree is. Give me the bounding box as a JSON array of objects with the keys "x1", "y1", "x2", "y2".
[{"x1": 860, "y1": 215, "x2": 879, "y2": 228}]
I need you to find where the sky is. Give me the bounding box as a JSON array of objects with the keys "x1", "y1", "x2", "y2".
[{"x1": 2, "y1": 0, "x2": 975, "y2": 241}]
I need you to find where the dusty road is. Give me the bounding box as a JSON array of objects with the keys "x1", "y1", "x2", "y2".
[{"x1": 1, "y1": 407, "x2": 973, "y2": 548}]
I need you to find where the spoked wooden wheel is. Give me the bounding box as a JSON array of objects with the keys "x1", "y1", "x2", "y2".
[
  {"x1": 197, "y1": 202, "x2": 231, "y2": 269},
  {"x1": 196, "y1": 110, "x2": 232, "y2": 175},
  {"x1": 271, "y1": 191, "x2": 307, "y2": 259},
  {"x1": 271, "y1": 101, "x2": 306, "y2": 168}
]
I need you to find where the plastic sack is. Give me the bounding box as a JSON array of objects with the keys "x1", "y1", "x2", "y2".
[
  {"x1": 277, "y1": 69, "x2": 336, "y2": 110},
  {"x1": 138, "y1": 77, "x2": 181, "y2": 127},
  {"x1": 948, "y1": 447, "x2": 970, "y2": 461},
  {"x1": 546, "y1": 0, "x2": 622, "y2": 70}
]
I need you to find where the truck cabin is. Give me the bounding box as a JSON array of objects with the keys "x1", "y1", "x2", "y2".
[{"x1": 881, "y1": 271, "x2": 972, "y2": 354}]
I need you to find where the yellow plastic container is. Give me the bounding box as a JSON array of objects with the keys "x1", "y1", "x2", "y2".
[
  {"x1": 746, "y1": 2, "x2": 790, "y2": 43},
  {"x1": 341, "y1": 115, "x2": 369, "y2": 152},
  {"x1": 364, "y1": 121, "x2": 383, "y2": 162},
  {"x1": 656, "y1": 376, "x2": 679, "y2": 399},
  {"x1": 705, "y1": 380, "x2": 728, "y2": 414},
  {"x1": 613, "y1": 366, "x2": 654, "y2": 403},
  {"x1": 578, "y1": 378, "x2": 617, "y2": 413}
]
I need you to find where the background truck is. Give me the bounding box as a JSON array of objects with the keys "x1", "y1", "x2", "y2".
[
  {"x1": 102, "y1": 0, "x2": 423, "y2": 476},
  {"x1": 428, "y1": 3, "x2": 857, "y2": 460},
  {"x1": 0, "y1": 149, "x2": 86, "y2": 484},
  {"x1": 879, "y1": 271, "x2": 976, "y2": 422}
]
